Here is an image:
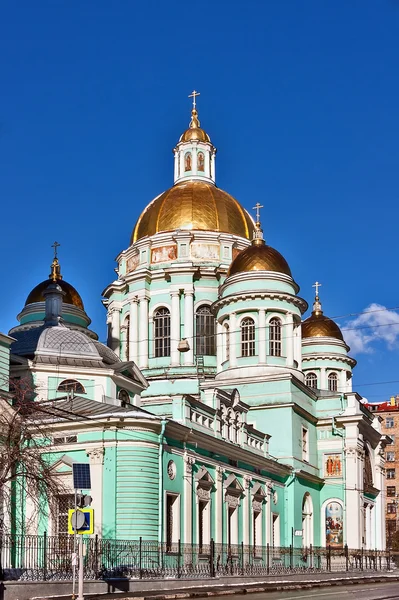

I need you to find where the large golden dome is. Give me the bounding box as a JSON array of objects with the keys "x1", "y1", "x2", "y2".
[
  {"x1": 131, "y1": 180, "x2": 254, "y2": 243},
  {"x1": 302, "y1": 296, "x2": 343, "y2": 341},
  {"x1": 227, "y1": 237, "x2": 292, "y2": 278}
]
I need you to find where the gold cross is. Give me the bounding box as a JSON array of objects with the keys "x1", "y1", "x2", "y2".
[
  {"x1": 51, "y1": 241, "x2": 60, "y2": 259},
  {"x1": 312, "y1": 281, "x2": 322, "y2": 296},
  {"x1": 188, "y1": 90, "x2": 200, "y2": 109},
  {"x1": 252, "y1": 203, "x2": 264, "y2": 223}
]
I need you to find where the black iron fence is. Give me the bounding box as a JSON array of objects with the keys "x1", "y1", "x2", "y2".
[{"x1": 0, "y1": 534, "x2": 392, "y2": 582}]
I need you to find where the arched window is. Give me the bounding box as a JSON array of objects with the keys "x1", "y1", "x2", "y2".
[
  {"x1": 302, "y1": 493, "x2": 313, "y2": 548},
  {"x1": 196, "y1": 305, "x2": 216, "y2": 356},
  {"x1": 198, "y1": 151, "x2": 205, "y2": 172},
  {"x1": 118, "y1": 389, "x2": 130, "y2": 406},
  {"x1": 241, "y1": 317, "x2": 255, "y2": 357},
  {"x1": 328, "y1": 372, "x2": 338, "y2": 392},
  {"x1": 154, "y1": 307, "x2": 171, "y2": 357},
  {"x1": 185, "y1": 152, "x2": 192, "y2": 171},
  {"x1": 269, "y1": 317, "x2": 282, "y2": 357},
  {"x1": 305, "y1": 372, "x2": 318, "y2": 389},
  {"x1": 57, "y1": 379, "x2": 85, "y2": 394}
]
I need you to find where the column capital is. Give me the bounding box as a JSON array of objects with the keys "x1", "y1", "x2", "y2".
[
  {"x1": 216, "y1": 465, "x2": 225, "y2": 482},
  {"x1": 86, "y1": 447, "x2": 105, "y2": 465}
]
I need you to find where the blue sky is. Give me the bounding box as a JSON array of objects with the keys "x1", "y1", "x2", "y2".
[{"x1": 0, "y1": 1, "x2": 398, "y2": 401}]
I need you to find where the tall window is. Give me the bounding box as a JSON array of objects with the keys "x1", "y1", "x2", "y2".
[
  {"x1": 154, "y1": 308, "x2": 171, "y2": 357},
  {"x1": 305, "y1": 372, "x2": 317, "y2": 389},
  {"x1": 386, "y1": 417, "x2": 395, "y2": 429},
  {"x1": 165, "y1": 494, "x2": 179, "y2": 552},
  {"x1": 302, "y1": 427, "x2": 309, "y2": 462},
  {"x1": 196, "y1": 305, "x2": 216, "y2": 356},
  {"x1": 387, "y1": 469, "x2": 396, "y2": 479},
  {"x1": 387, "y1": 486, "x2": 396, "y2": 497},
  {"x1": 118, "y1": 389, "x2": 130, "y2": 406},
  {"x1": 241, "y1": 317, "x2": 255, "y2": 357},
  {"x1": 269, "y1": 318, "x2": 282, "y2": 356},
  {"x1": 328, "y1": 372, "x2": 338, "y2": 392},
  {"x1": 197, "y1": 151, "x2": 205, "y2": 172},
  {"x1": 57, "y1": 379, "x2": 85, "y2": 394},
  {"x1": 57, "y1": 494, "x2": 75, "y2": 535},
  {"x1": 387, "y1": 451, "x2": 395, "y2": 462}
]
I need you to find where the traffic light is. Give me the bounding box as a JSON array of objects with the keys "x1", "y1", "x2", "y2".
[{"x1": 76, "y1": 494, "x2": 93, "y2": 508}]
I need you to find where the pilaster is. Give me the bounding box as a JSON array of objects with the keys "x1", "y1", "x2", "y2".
[
  {"x1": 183, "y1": 290, "x2": 194, "y2": 365},
  {"x1": 86, "y1": 447, "x2": 105, "y2": 537},
  {"x1": 138, "y1": 295, "x2": 149, "y2": 369},
  {"x1": 171, "y1": 291, "x2": 181, "y2": 366}
]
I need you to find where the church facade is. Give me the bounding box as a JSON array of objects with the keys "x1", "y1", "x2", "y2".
[{"x1": 2, "y1": 98, "x2": 388, "y2": 551}]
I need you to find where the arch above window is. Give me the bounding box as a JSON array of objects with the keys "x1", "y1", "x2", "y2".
[
  {"x1": 305, "y1": 372, "x2": 318, "y2": 389},
  {"x1": 154, "y1": 307, "x2": 171, "y2": 358},
  {"x1": 241, "y1": 317, "x2": 255, "y2": 357},
  {"x1": 196, "y1": 305, "x2": 216, "y2": 356},
  {"x1": 57, "y1": 379, "x2": 85, "y2": 394},
  {"x1": 269, "y1": 317, "x2": 282, "y2": 357},
  {"x1": 118, "y1": 389, "x2": 130, "y2": 406},
  {"x1": 328, "y1": 372, "x2": 338, "y2": 392}
]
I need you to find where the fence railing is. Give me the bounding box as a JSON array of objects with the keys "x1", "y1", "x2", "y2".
[{"x1": 0, "y1": 534, "x2": 392, "y2": 582}]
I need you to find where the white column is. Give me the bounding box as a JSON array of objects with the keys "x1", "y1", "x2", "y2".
[
  {"x1": 184, "y1": 290, "x2": 194, "y2": 365},
  {"x1": 295, "y1": 324, "x2": 302, "y2": 370},
  {"x1": 258, "y1": 309, "x2": 266, "y2": 363},
  {"x1": 344, "y1": 444, "x2": 362, "y2": 548},
  {"x1": 174, "y1": 151, "x2": 179, "y2": 182},
  {"x1": 110, "y1": 308, "x2": 121, "y2": 356},
  {"x1": 129, "y1": 299, "x2": 139, "y2": 363},
  {"x1": 216, "y1": 321, "x2": 223, "y2": 372},
  {"x1": 179, "y1": 151, "x2": 185, "y2": 179},
  {"x1": 320, "y1": 367, "x2": 327, "y2": 391},
  {"x1": 86, "y1": 447, "x2": 105, "y2": 536},
  {"x1": 192, "y1": 146, "x2": 198, "y2": 174},
  {"x1": 210, "y1": 151, "x2": 215, "y2": 183},
  {"x1": 215, "y1": 467, "x2": 224, "y2": 544},
  {"x1": 138, "y1": 296, "x2": 149, "y2": 369},
  {"x1": 204, "y1": 148, "x2": 210, "y2": 179},
  {"x1": 229, "y1": 312, "x2": 237, "y2": 368},
  {"x1": 286, "y1": 313, "x2": 294, "y2": 366},
  {"x1": 183, "y1": 456, "x2": 194, "y2": 544},
  {"x1": 243, "y1": 476, "x2": 252, "y2": 545},
  {"x1": 171, "y1": 291, "x2": 181, "y2": 366},
  {"x1": 339, "y1": 371, "x2": 346, "y2": 394}
]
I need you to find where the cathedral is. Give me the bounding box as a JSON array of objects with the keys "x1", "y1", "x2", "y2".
[{"x1": 0, "y1": 95, "x2": 389, "y2": 551}]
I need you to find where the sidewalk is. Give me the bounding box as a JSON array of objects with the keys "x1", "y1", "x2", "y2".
[{"x1": 4, "y1": 570, "x2": 399, "y2": 600}]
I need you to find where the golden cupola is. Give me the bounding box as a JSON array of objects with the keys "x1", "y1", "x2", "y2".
[
  {"x1": 131, "y1": 91, "x2": 255, "y2": 244},
  {"x1": 25, "y1": 250, "x2": 84, "y2": 310},
  {"x1": 227, "y1": 217, "x2": 292, "y2": 278},
  {"x1": 302, "y1": 291, "x2": 343, "y2": 341}
]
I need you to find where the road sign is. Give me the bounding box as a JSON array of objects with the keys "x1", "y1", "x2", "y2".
[
  {"x1": 72, "y1": 463, "x2": 91, "y2": 490},
  {"x1": 68, "y1": 508, "x2": 94, "y2": 534}
]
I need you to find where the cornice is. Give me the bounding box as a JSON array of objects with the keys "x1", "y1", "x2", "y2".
[
  {"x1": 302, "y1": 336, "x2": 350, "y2": 353},
  {"x1": 213, "y1": 290, "x2": 307, "y2": 315},
  {"x1": 302, "y1": 353, "x2": 356, "y2": 368}
]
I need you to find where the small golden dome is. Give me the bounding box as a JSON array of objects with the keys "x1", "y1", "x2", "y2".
[
  {"x1": 302, "y1": 296, "x2": 343, "y2": 341},
  {"x1": 227, "y1": 237, "x2": 292, "y2": 278},
  {"x1": 25, "y1": 256, "x2": 84, "y2": 309},
  {"x1": 25, "y1": 279, "x2": 84, "y2": 309},
  {"x1": 132, "y1": 180, "x2": 254, "y2": 243},
  {"x1": 179, "y1": 108, "x2": 211, "y2": 143}
]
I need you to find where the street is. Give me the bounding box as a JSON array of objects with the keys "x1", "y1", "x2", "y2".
[{"x1": 183, "y1": 582, "x2": 399, "y2": 600}]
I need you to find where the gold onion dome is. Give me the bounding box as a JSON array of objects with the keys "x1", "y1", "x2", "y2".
[
  {"x1": 179, "y1": 108, "x2": 211, "y2": 143},
  {"x1": 302, "y1": 294, "x2": 343, "y2": 341},
  {"x1": 25, "y1": 256, "x2": 84, "y2": 310},
  {"x1": 132, "y1": 180, "x2": 254, "y2": 243},
  {"x1": 227, "y1": 224, "x2": 292, "y2": 278}
]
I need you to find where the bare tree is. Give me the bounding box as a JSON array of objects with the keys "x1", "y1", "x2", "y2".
[{"x1": 0, "y1": 378, "x2": 68, "y2": 533}]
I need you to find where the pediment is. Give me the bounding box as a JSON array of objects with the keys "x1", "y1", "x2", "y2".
[
  {"x1": 51, "y1": 454, "x2": 75, "y2": 473},
  {"x1": 252, "y1": 482, "x2": 266, "y2": 498},
  {"x1": 223, "y1": 473, "x2": 243, "y2": 492},
  {"x1": 195, "y1": 466, "x2": 215, "y2": 484}
]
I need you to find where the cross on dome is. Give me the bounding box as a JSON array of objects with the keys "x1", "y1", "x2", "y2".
[
  {"x1": 312, "y1": 281, "x2": 323, "y2": 315},
  {"x1": 188, "y1": 90, "x2": 200, "y2": 109},
  {"x1": 51, "y1": 241, "x2": 60, "y2": 259},
  {"x1": 312, "y1": 281, "x2": 322, "y2": 297},
  {"x1": 252, "y1": 203, "x2": 263, "y2": 225}
]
